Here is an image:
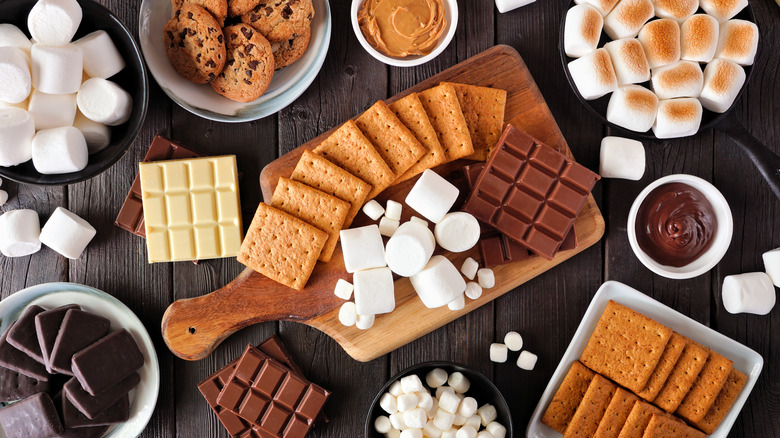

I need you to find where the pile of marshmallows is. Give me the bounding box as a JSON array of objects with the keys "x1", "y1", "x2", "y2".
[
  {"x1": 0, "y1": 206, "x2": 95, "y2": 259},
  {"x1": 0, "y1": 0, "x2": 131, "y2": 173},
  {"x1": 336, "y1": 170, "x2": 495, "y2": 329},
  {"x1": 720, "y1": 249, "x2": 780, "y2": 316},
  {"x1": 374, "y1": 370, "x2": 507, "y2": 438}
]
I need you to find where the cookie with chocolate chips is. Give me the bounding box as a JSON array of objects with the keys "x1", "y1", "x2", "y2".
[
  {"x1": 270, "y1": 24, "x2": 310, "y2": 69},
  {"x1": 212, "y1": 24, "x2": 275, "y2": 102},
  {"x1": 171, "y1": 0, "x2": 228, "y2": 26},
  {"x1": 240, "y1": 0, "x2": 315, "y2": 43},
  {"x1": 227, "y1": 0, "x2": 262, "y2": 17},
  {"x1": 164, "y1": 3, "x2": 226, "y2": 84}
]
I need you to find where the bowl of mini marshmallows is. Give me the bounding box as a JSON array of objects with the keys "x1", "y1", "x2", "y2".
[{"x1": 365, "y1": 361, "x2": 512, "y2": 438}]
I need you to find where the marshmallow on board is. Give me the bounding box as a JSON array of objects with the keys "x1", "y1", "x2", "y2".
[
  {"x1": 386, "y1": 221, "x2": 436, "y2": 277},
  {"x1": 405, "y1": 169, "x2": 460, "y2": 224},
  {"x1": 340, "y1": 225, "x2": 386, "y2": 273},
  {"x1": 434, "y1": 212, "x2": 480, "y2": 253},
  {"x1": 410, "y1": 255, "x2": 466, "y2": 308},
  {"x1": 0, "y1": 209, "x2": 42, "y2": 257},
  {"x1": 354, "y1": 267, "x2": 395, "y2": 315}
]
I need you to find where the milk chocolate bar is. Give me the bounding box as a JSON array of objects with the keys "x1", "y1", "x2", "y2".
[
  {"x1": 0, "y1": 322, "x2": 50, "y2": 381},
  {"x1": 36, "y1": 304, "x2": 81, "y2": 374},
  {"x1": 50, "y1": 309, "x2": 111, "y2": 376},
  {"x1": 64, "y1": 373, "x2": 140, "y2": 419},
  {"x1": 71, "y1": 330, "x2": 144, "y2": 396},
  {"x1": 0, "y1": 392, "x2": 63, "y2": 437}
]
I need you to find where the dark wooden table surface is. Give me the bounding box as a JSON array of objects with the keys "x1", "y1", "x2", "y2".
[{"x1": 2, "y1": 0, "x2": 779, "y2": 436}]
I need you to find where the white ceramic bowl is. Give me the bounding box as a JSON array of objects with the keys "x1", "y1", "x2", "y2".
[
  {"x1": 627, "y1": 174, "x2": 733, "y2": 279},
  {"x1": 350, "y1": 0, "x2": 458, "y2": 67}
]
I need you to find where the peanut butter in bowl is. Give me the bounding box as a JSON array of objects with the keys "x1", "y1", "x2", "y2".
[{"x1": 357, "y1": 0, "x2": 447, "y2": 58}]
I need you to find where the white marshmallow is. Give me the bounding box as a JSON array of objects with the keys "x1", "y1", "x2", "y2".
[
  {"x1": 427, "y1": 397, "x2": 439, "y2": 418},
  {"x1": 681, "y1": 14, "x2": 719, "y2": 62},
  {"x1": 405, "y1": 408, "x2": 428, "y2": 429},
  {"x1": 375, "y1": 415, "x2": 392, "y2": 433},
  {"x1": 436, "y1": 386, "x2": 454, "y2": 400},
  {"x1": 574, "y1": 0, "x2": 620, "y2": 15},
  {"x1": 433, "y1": 410, "x2": 456, "y2": 431},
  {"x1": 363, "y1": 199, "x2": 385, "y2": 220},
  {"x1": 477, "y1": 268, "x2": 495, "y2": 289},
  {"x1": 0, "y1": 176, "x2": 3, "y2": 186},
  {"x1": 423, "y1": 421, "x2": 443, "y2": 438},
  {"x1": 652, "y1": 98, "x2": 702, "y2": 139},
  {"x1": 0, "y1": 209, "x2": 41, "y2": 257},
  {"x1": 411, "y1": 255, "x2": 467, "y2": 308},
  {"x1": 405, "y1": 170, "x2": 460, "y2": 224},
  {"x1": 495, "y1": 0, "x2": 536, "y2": 13},
  {"x1": 379, "y1": 216, "x2": 400, "y2": 237},
  {"x1": 447, "y1": 372, "x2": 470, "y2": 394},
  {"x1": 457, "y1": 397, "x2": 478, "y2": 418},
  {"x1": 31, "y1": 44, "x2": 83, "y2": 95},
  {"x1": 504, "y1": 331, "x2": 524, "y2": 351},
  {"x1": 486, "y1": 422, "x2": 507, "y2": 438},
  {"x1": 517, "y1": 350, "x2": 539, "y2": 370},
  {"x1": 476, "y1": 432, "x2": 493, "y2": 438},
  {"x1": 638, "y1": 19, "x2": 681, "y2": 68},
  {"x1": 74, "y1": 30, "x2": 125, "y2": 79},
  {"x1": 39, "y1": 207, "x2": 96, "y2": 259},
  {"x1": 477, "y1": 404, "x2": 498, "y2": 427},
  {"x1": 700, "y1": 0, "x2": 748, "y2": 21},
  {"x1": 390, "y1": 411, "x2": 407, "y2": 429},
  {"x1": 77, "y1": 78, "x2": 132, "y2": 126},
  {"x1": 763, "y1": 247, "x2": 780, "y2": 287},
  {"x1": 652, "y1": 61, "x2": 704, "y2": 99},
  {"x1": 400, "y1": 429, "x2": 423, "y2": 438},
  {"x1": 603, "y1": 39, "x2": 651, "y2": 85},
  {"x1": 455, "y1": 426, "x2": 477, "y2": 438},
  {"x1": 465, "y1": 282, "x2": 483, "y2": 300},
  {"x1": 410, "y1": 216, "x2": 428, "y2": 227},
  {"x1": 447, "y1": 294, "x2": 465, "y2": 311},
  {"x1": 438, "y1": 390, "x2": 461, "y2": 414},
  {"x1": 380, "y1": 393, "x2": 398, "y2": 414},
  {"x1": 333, "y1": 278, "x2": 353, "y2": 300},
  {"x1": 340, "y1": 225, "x2": 386, "y2": 273},
  {"x1": 338, "y1": 301, "x2": 357, "y2": 327},
  {"x1": 354, "y1": 267, "x2": 395, "y2": 315},
  {"x1": 722, "y1": 272, "x2": 776, "y2": 315},
  {"x1": 453, "y1": 414, "x2": 468, "y2": 427},
  {"x1": 0, "y1": 98, "x2": 29, "y2": 110},
  {"x1": 387, "y1": 430, "x2": 402, "y2": 438},
  {"x1": 31, "y1": 126, "x2": 88, "y2": 174},
  {"x1": 0, "y1": 190, "x2": 7, "y2": 206},
  {"x1": 73, "y1": 111, "x2": 110, "y2": 154},
  {"x1": 606, "y1": 85, "x2": 658, "y2": 133},
  {"x1": 600, "y1": 136, "x2": 646, "y2": 180},
  {"x1": 715, "y1": 20, "x2": 758, "y2": 66},
  {"x1": 27, "y1": 0, "x2": 83, "y2": 46},
  {"x1": 0, "y1": 24, "x2": 33, "y2": 54},
  {"x1": 398, "y1": 393, "x2": 419, "y2": 412},
  {"x1": 464, "y1": 415, "x2": 482, "y2": 430},
  {"x1": 490, "y1": 343, "x2": 508, "y2": 363},
  {"x1": 417, "y1": 392, "x2": 434, "y2": 412},
  {"x1": 603, "y1": 0, "x2": 655, "y2": 39},
  {"x1": 0, "y1": 108, "x2": 34, "y2": 167},
  {"x1": 356, "y1": 313, "x2": 375, "y2": 330},
  {"x1": 386, "y1": 221, "x2": 436, "y2": 277},
  {"x1": 652, "y1": 0, "x2": 698, "y2": 21},
  {"x1": 385, "y1": 200, "x2": 402, "y2": 221},
  {"x1": 434, "y1": 212, "x2": 480, "y2": 253},
  {"x1": 699, "y1": 58, "x2": 745, "y2": 113},
  {"x1": 426, "y1": 369, "x2": 448, "y2": 388},
  {"x1": 401, "y1": 375, "x2": 426, "y2": 394},
  {"x1": 568, "y1": 48, "x2": 618, "y2": 100},
  {"x1": 389, "y1": 381, "x2": 404, "y2": 397},
  {"x1": 564, "y1": 4, "x2": 604, "y2": 58},
  {"x1": 461, "y1": 257, "x2": 479, "y2": 280},
  {"x1": 28, "y1": 90, "x2": 77, "y2": 131},
  {"x1": 0, "y1": 47, "x2": 31, "y2": 104}
]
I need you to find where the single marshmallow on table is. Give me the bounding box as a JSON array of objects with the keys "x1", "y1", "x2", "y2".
[
  {"x1": 73, "y1": 110, "x2": 111, "y2": 154},
  {"x1": 28, "y1": 90, "x2": 77, "y2": 131},
  {"x1": 333, "y1": 278, "x2": 353, "y2": 300},
  {"x1": 0, "y1": 47, "x2": 31, "y2": 105},
  {"x1": 386, "y1": 221, "x2": 435, "y2": 277},
  {"x1": 77, "y1": 78, "x2": 133, "y2": 126},
  {"x1": 564, "y1": 4, "x2": 603, "y2": 58},
  {"x1": 426, "y1": 368, "x2": 448, "y2": 388},
  {"x1": 722, "y1": 272, "x2": 776, "y2": 315},
  {"x1": 490, "y1": 343, "x2": 508, "y2": 363},
  {"x1": 495, "y1": 0, "x2": 536, "y2": 13},
  {"x1": 603, "y1": 38, "x2": 650, "y2": 85},
  {"x1": 447, "y1": 294, "x2": 465, "y2": 311},
  {"x1": 363, "y1": 199, "x2": 384, "y2": 220},
  {"x1": 434, "y1": 212, "x2": 480, "y2": 253},
  {"x1": 574, "y1": 0, "x2": 620, "y2": 16},
  {"x1": 448, "y1": 372, "x2": 470, "y2": 393},
  {"x1": 487, "y1": 422, "x2": 507, "y2": 438},
  {"x1": 504, "y1": 331, "x2": 523, "y2": 351},
  {"x1": 0, "y1": 209, "x2": 41, "y2": 257},
  {"x1": 411, "y1": 255, "x2": 467, "y2": 308},
  {"x1": 606, "y1": 85, "x2": 658, "y2": 133},
  {"x1": 338, "y1": 301, "x2": 357, "y2": 326},
  {"x1": 567, "y1": 48, "x2": 618, "y2": 100},
  {"x1": 405, "y1": 169, "x2": 460, "y2": 224},
  {"x1": 517, "y1": 351, "x2": 539, "y2": 370},
  {"x1": 477, "y1": 268, "x2": 495, "y2": 289},
  {"x1": 603, "y1": 0, "x2": 655, "y2": 39},
  {"x1": 700, "y1": 0, "x2": 748, "y2": 22},
  {"x1": 354, "y1": 266, "x2": 395, "y2": 315},
  {"x1": 340, "y1": 225, "x2": 386, "y2": 273},
  {"x1": 652, "y1": 0, "x2": 698, "y2": 21},
  {"x1": 356, "y1": 313, "x2": 375, "y2": 330},
  {"x1": 763, "y1": 247, "x2": 780, "y2": 287},
  {"x1": 699, "y1": 58, "x2": 746, "y2": 113},
  {"x1": 714, "y1": 19, "x2": 758, "y2": 66},
  {"x1": 0, "y1": 24, "x2": 33, "y2": 53},
  {"x1": 31, "y1": 126, "x2": 88, "y2": 174},
  {"x1": 39, "y1": 207, "x2": 96, "y2": 259},
  {"x1": 74, "y1": 30, "x2": 125, "y2": 79},
  {"x1": 464, "y1": 281, "x2": 482, "y2": 300},
  {"x1": 681, "y1": 14, "x2": 719, "y2": 63},
  {"x1": 638, "y1": 19, "x2": 681, "y2": 69},
  {"x1": 0, "y1": 108, "x2": 35, "y2": 167},
  {"x1": 600, "y1": 136, "x2": 646, "y2": 180},
  {"x1": 27, "y1": 0, "x2": 83, "y2": 46},
  {"x1": 31, "y1": 44, "x2": 83, "y2": 95},
  {"x1": 375, "y1": 416, "x2": 392, "y2": 433},
  {"x1": 385, "y1": 199, "x2": 402, "y2": 221},
  {"x1": 379, "y1": 216, "x2": 400, "y2": 237},
  {"x1": 652, "y1": 98, "x2": 702, "y2": 139},
  {"x1": 652, "y1": 61, "x2": 704, "y2": 99},
  {"x1": 461, "y1": 257, "x2": 478, "y2": 280}
]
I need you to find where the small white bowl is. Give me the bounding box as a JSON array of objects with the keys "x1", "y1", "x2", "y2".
[
  {"x1": 627, "y1": 174, "x2": 733, "y2": 279},
  {"x1": 350, "y1": 0, "x2": 458, "y2": 67}
]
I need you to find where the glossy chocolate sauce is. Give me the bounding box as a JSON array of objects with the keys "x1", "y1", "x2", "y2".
[{"x1": 635, "y1": 182, "x2": 717, "y2": 267}]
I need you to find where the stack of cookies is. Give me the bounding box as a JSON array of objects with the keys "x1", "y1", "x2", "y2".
[
  {"x1": 542, "y1": 300, "x2": 748, "y2": 437},
  {"x1": 164, "y1": 0, "x2": 315, "y2": 102}
]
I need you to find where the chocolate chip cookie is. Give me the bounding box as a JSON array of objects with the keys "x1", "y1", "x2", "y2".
[
  {"x1": 228, "y1": 0, "x2": 262, "y2": 17},
  {"x1": 164, "y1": 3, "x2": 226, "y2": 84},
  {"x1": 270, "y1": 25, "x2": 310, "y2": 69},
  {"x1": 211, "y1": 24, "x2": 275, "y2": 102},
  {"x1": 240, "y1": 0, "x2": 315, "y2": 43},
  {"x1": 171, "y1": 0, "x2": 228, "y2": 26}
]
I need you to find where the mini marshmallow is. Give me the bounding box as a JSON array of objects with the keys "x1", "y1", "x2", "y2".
[
  {"x1": 436, "y1": 386, "x2": 454, "y2": 400},
  {"x1": 74, "y1": 30, "x2": 125, "y2": 79},
  {"x1": 477, "y1": 404, "x2": 497, "y2": 427},
  {"x1": 380, "y1": 393, "x2": 398, "y2": 414},
  {"x1": 461, "y1": 257, "x2": 479, "y2": 280},
  {"x1": 606, "y1": 85, "x2": 658, "y2": 132},
  {"x1": 574, "y1": 0, "x2": 620, "y2": 16},
  {"x1": 452, "y1": 414, "x2": 467, "y2": 426},
  {"x1": 387, "y1": 430, "x2": 402, "y2": 438},
  {"x1": 397, "y1": 393, "x2": 419, "y2": 412},
  {"x1": 681, "y1": 14, "x2": 719, "y2": 62},
  {"x1": 603, "y1": 38, "x2": 651, "y2": 85},
  {"x1": 363, "y1": 199, "x2": 385, "y2": 220},
  {"x1": 652, "y1": 98, "x2": 702, "y2": 139},
  {"x1": 476, "y1": 432, "x2": 492, "y2": 438},
  {"x1": 489, "y1": 343, "x2": 508, "y2": 363},
  {"x1": 653, "y1": 0, "x2": 698, "y2": 21},
  {"x1": 699, "y1": 59, "x2": 745, "y2": 113},
  {"x1": 495, "y1": 0, "x2": 536, "y2": 13},
  {"x1": 426, "y1": 369, "x2": 448, "y2": 388},
  {"x1": 27, "y1": 0, "x2": 83, "y2": 46},
  {"x1": 0, "y1": 190, "x2": 7, "y2": 206},
  {"x1": 334, "y1": 278, "x2": 353, "y2": 300},
  {"x1": 0, "y1": 47, "x2": 31, "y2": 104},
  {"x1": 390, "y1": 412, "x2": 407, "y2": 429},
  {"x1": 428, "y1": 397, "x2": 439, "y2": 418},
  {"x1": 31, "y1": 44, "x2": 83, "y2": 95},
  {"x1": 0, "y1": 24, "x2": 33, "y2": 53},
  {"x1": 410, "y1": 216, "x2": 428, "y2": 227},
  {"x1": 405, "y1": 170, "x2": 460, "y2": 223},
  {"x1": 447, "y1": 372, "x2": 470, "y2": 394},
  {"x1": 31, "y1": 126, "x2": 88, "y2": 174},
  {"x1": 603, "y1": 0, "x2": 655, "y2": 39},
  {"x1": 700, "y1": 0, "x2": 748, "y2": 22},
  {"x1": 486, "y1": 422, "x2": 507, "y2": 438},
  {"x1": 28, "y1": 90, "x2": 77, "y2": 131},
  {"x1": 417, "y1": 392, "x2": 434, "y2": 412},
  {"x1": 457, "y1": 397, "x2": 478, "y2": 418},
  {"x1": 39, "y1": 207, "x2": 96, "y2": 259},
  {"x1": 0, "y1": 209, "x2": 41, "y2": 257},
  {"x1": 564, "y1": 4, "x2": 603, "y2": 58},
  {"x1": 401, "y1": 429, "x2": 423, "y2": 438},
  {"x1": 73, "y1": 111, "x2": 110, "y2": 154},
  {"x1": 763, "y1": 247, "x2": 780, "y2": 287},
  {"x1": 385, "y1": 200, "x2": 402, "y2": 221},
  {"x1": 455, "y1": 426, "x2": 477, "y2": 438},
  {"x1": 465, "y1": 282, "x2": 483, "y2": 300},
  {"x1": 504, "y1": 331, "x2": 523, "y2": 351},
  {"x1": 389, "y1": 381, "x2": 404, "y2": 397},
  {"x1": 464, "y1": 415, "x2": 482, "y2": 430},
  {"x1": 77, "y1": 78, "x2": 132, "y2": 126},
  {"x1": 0, "y1": 108, "x2": 34, "y2": 167},
  {"x1": 715, "y1": 19, "x2": 758, "y2": 66},
  {"x1": 353, "y1": 267, "x2": 395, "y2": 315},
  {"x1": 438, "y1": 390, "x2": 461, "y2": 414},
  {"x1": 375, "y1": 415, "x2": 392, "y2": 433},
  {"x1": 722, "y1": 272, "x2": 776, "y2": 315},
  {"x1": 0, "y1": 98, "x2": 28, "y2": 110},
  {"x1": 338, "y1": 301, "x2": 357, "y2": 327},
  {"x1": 340, "y1": 225, "x2": 386, "y2": 273},
  {"x1": 568, "y1": 48, "x2": 618, "y2": 100},
  {"x1": 411, "y1": 255, "x2": 467, "y2": 308},
  {"x1": 380, "y1": 216, "x2": 400, "y2": 237},
  {"x1": 386, "y1": 222, "x2": 436, "y2": 277},
  {"x1": 517, "y1": 350, "x2": 539, "y2": 370},
  {"x1": 401, "y1": 375, "x2": 426, "y2": 394},
  {"x1": 652, "y1": 61, "x2": 704, "y2": 99},
  {"x1": 600, "y1": 136, "x2": 646, "y2": 180},
  {"x1": 477, "y1": 268, "x2": 495, "y2": 289},
  {"x1": 433, "y1": 408, "x2": 456, "y2": 430},
  {"x1": 638, "y1": 19, "x2": 681, "y2": 68},
  {"x1": 405, "y1": 408, "x2": 428, "y2": 429},
  {"x1": 434, "y1": 212, "x2": 480, "y2": 253},
  {"x1": 447, "y1": 294, "x2": 465, "y2": 311},
  {"x1": 356, "y1": 313, "x2": 375, "y2": 330},
  {"x1": 423, "y1": 421, "x2": 444, "y2": 438}
]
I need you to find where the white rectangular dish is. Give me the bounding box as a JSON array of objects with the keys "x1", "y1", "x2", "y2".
[{"x1": 526, "y1": 281, "x2": 764, "y2": 438}]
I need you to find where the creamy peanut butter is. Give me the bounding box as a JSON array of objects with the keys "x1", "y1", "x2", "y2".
[{"x1": 358, "y1": 0, "x2": 447, "y2": 58}]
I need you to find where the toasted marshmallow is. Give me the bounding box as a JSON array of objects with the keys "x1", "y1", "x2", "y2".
[
  {"x1": 699, "y1": 58, "x2": 745, "y2": 113},
  {"x1": 607, "y1": 85, "x2": 659, "y2": 132},
  {"x1": 652, "y1": 98, "x2": 702, "y2": 138},
  {"x1": 603, "y1": 0, "x2": 655, "y2": 39},
  {"x1": 652, "y1": 0, "x2": 698, "y2": 21},
  {"x1": 700, "y1": 0, "x2": 748, "y2": 22},
  {"x1": 680, "y1": 14, "x2": 719, "y2": 62},
  {"x1": 574, "y1": 0, "x2": 621, "y2": 16},
  {"x1": 714, "y1": 19, "x2": 758, "y2": 66},
  {"x1": 564, "y1": 4, "x2": 604, "y2": 58},
  {"x1": 651, "y1": 61, "x2": 704, "y2": 99},
  {"x1": 568, "y1": 48, "x2": 619, "y2": 100},
  {"x1": 604, "y1": 38, "x2": 650, "y2": 84},
  {"x1": 638, "y1": 19, "x2": 681, "y2": 69}
]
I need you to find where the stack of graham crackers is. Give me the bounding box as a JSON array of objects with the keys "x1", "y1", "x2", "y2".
[
  {"x1": 542, "y1": 301, "x2": 748, "y2": 437},
  {"x1": 237, "y1": 82, "x2": 507, "y2": 290}
]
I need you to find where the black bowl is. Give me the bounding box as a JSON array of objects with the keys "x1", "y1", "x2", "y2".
[
  {"x1": 0, "y1": 0, "x2": 148, "y2": 185},
  {"x1": 364, "y1": 361, "x2": 513, "y2": 437}
]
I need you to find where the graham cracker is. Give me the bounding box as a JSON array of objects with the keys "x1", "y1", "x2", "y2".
[
  {"x1": 417, "y1": 83, "x2": 475, "y2": 162},
  {"x1": 676, "y1": 349, "x2": 733, "y2": 424},
  {"x1": 563, "y1": 374, "x2": 617, "y2": 438},
  {"x1": 270, "y1": 177, "x2": 350, "y2": 263},
  {"x1": 617, "y1": 401, "x2": 679, "y2": 438},
  {"x1": 388, "y1": 93, "x2": 447, "y2": 183},
  {"x1": 580, "y1": 300, "x2": 673, "y2": 393},
  {"x1": 694, "y1": 369, "x2": 747, "y2": 434},
  {"x1": 355, "y1": 100, "x2": 427, "y2": 178},
  {"x1": 641, "y1": 414, "x2": 705, "y2": 438},
  {"x1": 636, "y1": 333, "x2": 688, "y2": 402},
  {"x1": 290, "y1": 150, "x2": 371, "y2": 228},
  {"x1": 312, "y1": 120, "x2": 395, "y2": 200},
  {"x1": 653, "y1": 340, "x2": 710, "y2": 413},
  {"x1": 542, "y1": 361, "x2": 597, "y2": 433},
  {"x1": 237, "y1": 203, "x2": 327, "y2": 291},
  {"x1": 441, "y1": 82, "x2": 507, "y2": 161},
  {"x1": 594, "y1": 387, "x2": 640, "y2": 438}
]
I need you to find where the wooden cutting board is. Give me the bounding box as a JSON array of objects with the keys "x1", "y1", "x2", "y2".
[{"x1": 161, "y1": 45, "x2": 605, "y2": 362}]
